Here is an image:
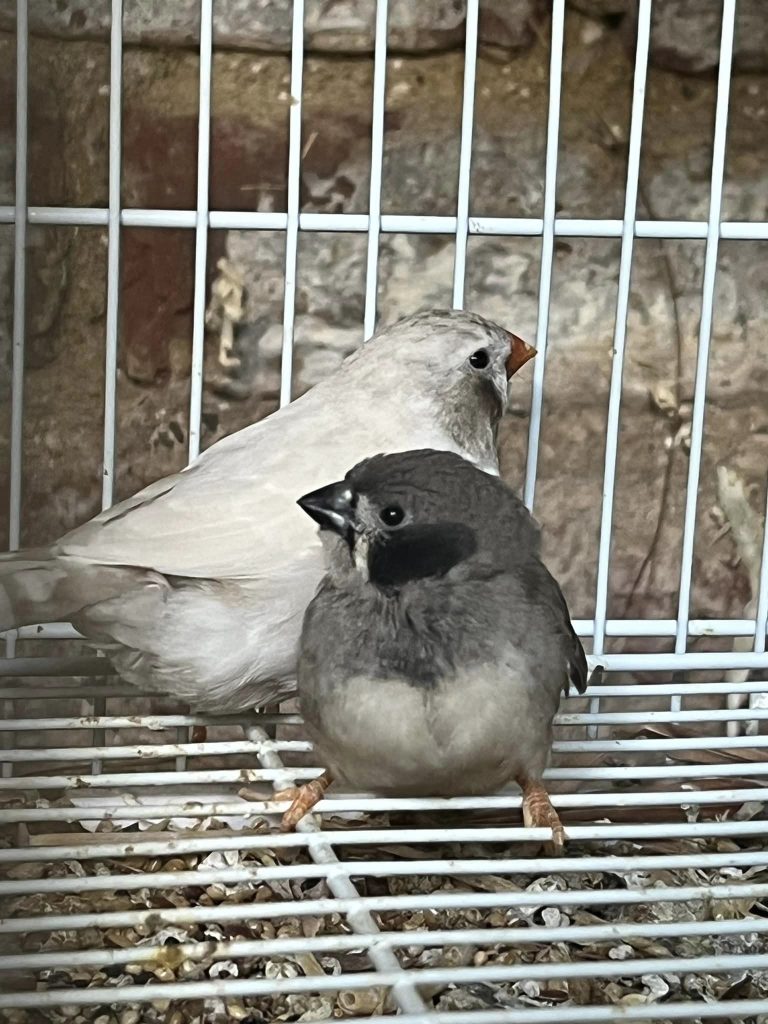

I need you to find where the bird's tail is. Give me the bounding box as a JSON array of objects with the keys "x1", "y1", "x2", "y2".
[
  {"x1": 1, "y1": 546, "x2": 142, "y2": 631},
  {"x1": 0, "y1": 548, "x2": 74, "y2": 630},
  {"x1": 0, "y1": 548, "x2": 149, "y2": 632}
]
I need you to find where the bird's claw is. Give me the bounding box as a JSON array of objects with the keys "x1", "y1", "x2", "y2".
[
  {"x1": 276, "y1": 774, "x2": 332, "y2": 831},
  {"x1": 520, "y1": 781, "x2": 567, "y2": 856}
]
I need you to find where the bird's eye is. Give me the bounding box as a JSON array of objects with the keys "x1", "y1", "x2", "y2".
[
  {"x1": 469, "y1": 348, "x2": 490, "y2": 369},
  {"x1": 379, "y1": 505, "x2": 405, "y2": 527}
]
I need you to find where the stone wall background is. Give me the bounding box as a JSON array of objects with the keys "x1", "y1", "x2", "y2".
[{"x1": 0, "y1": 0, "x2": 766, "y2": 660}]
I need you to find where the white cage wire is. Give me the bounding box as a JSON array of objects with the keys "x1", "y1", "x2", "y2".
[{"x1": 2, "y1": 0, "x2": 768, "y2": 1021}]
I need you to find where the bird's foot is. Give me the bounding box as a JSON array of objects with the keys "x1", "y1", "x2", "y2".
[
  {"x1": 276, "y1": 773, "x2": 332, "y2": 832},
  {"x1": 520, "y1": 780, "x2": 566, "y2": 856}
]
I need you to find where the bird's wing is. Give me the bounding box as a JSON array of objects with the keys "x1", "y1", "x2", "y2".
[
  {"x1": 547, "y1": 572, "x2": 589, "y2": 696},
  {"x1": 501, "y1": 559, "x2": 588, "y2": 698},
  {"x1": 457, "y1": 559, "x2": 587, "y2": 699},
  {"x1": 497, "y1": 490, "x2": 586, "y2": 696},
  {"x1": 56, "y1": 385, "x2": 466, "y2": 580},
  {"x1": 55, "y1": 405, "x2": 317, "y2": 578}
]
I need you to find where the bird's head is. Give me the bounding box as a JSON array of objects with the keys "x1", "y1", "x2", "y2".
[
  {"x1": 340, "y1": 310, "x2": 535, "y2": 464},
  {"x1": 297, "y1": 449, "x2": 536, "y2": 590}
]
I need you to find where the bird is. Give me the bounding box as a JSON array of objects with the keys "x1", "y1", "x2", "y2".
[
  {"x1": 0, "y1": 311, "x2": 535, "y2": 713},
  {"x1": 278, "y1": 448, "x2": 588, "y2": 850}
]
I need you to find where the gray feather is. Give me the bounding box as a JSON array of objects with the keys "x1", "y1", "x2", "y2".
[{"x1": 298, "y1": 449, "x2": 585, "y2": 795}]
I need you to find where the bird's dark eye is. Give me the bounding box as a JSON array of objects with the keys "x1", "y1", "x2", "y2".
[
  {"x1": 469, "y1": 348, "x2": 489, "y2": 369},
  {"x1": 379, "y1": 505, "x2": 405, "y2": 527}
]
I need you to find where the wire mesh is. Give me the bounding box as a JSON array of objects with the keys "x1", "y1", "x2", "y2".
[{"x1": 2, "y1": 0, "x2": 768, "y2": 1020}]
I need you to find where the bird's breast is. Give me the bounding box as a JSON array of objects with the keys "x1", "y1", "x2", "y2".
[{"x1": 303, "y1": 660, "x2": 555, "y2": 797}]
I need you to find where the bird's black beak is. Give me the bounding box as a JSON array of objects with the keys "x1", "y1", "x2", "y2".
[{"x1": 297, "y1": 481, "x2": 356, "y2": 542}]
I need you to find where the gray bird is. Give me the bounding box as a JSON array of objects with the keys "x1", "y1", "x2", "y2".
[
  {"x1": 0, "y1": 311, "x2": 534, "y2": 712},
  {"x1": 280, "y1": 448, "x2": 588, "y2": 849}
]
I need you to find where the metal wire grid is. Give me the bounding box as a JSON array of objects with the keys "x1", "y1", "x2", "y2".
[{"x1": 2, "y1": 0, "x2": 768, "y2": 1020}]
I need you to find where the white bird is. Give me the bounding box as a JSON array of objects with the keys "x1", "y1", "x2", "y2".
[{"x1": 0, "y1": 310, "x2": 534, "y2": 711}]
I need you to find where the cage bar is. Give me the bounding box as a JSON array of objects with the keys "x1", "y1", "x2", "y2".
[
  {"x1": 186, "y1": 0, "x2": 214, "y2": 460},
  {"x1": 4, "y1": 877, "x2": 768, "y2": 920},
  {"x1": 589, "y1": 0, "x2": 651, "y2": 737},
  {"x1": 278, "y1": 0, "x2": 305, "y2": 407},
  {"x1": 3, "y1": 785, "x2": 768, "y2": 826},
  {"x1": 592, "y1": 1, "x2": 651, "y2": 655},
  {"x1": 2, "y1": 615, "x2": 766, "y2": 644},
  {"x1": 451, "y1": 0, "x2": 479, "y2": 309},
  {"x1": 5, "y1": 822, "x2": 768, "y2": 866},
  {"x1": 3, "y1": 915, "x2": 768, "y2": 973},
  {"x1": 2, "y1": 848, "x2": 767, "y2": 898},
  {"x1": 2, "y1": 206, "x2": 768, "y2": 240},
  {"x1": 674, "y1": 1, "x2": 736, "y2": 665},
  {"x1": 522, "y1": 0, "x2": 565, "y2": 511},
  {"x1": 5, "y1": 752, "x2": 768, "y2": 795},
  {"x1": 3, "y1": 953, "x2": 768, "y2": 1010},
  {"x1": 756, "y1": 485, "x2": 768, "y2": 654},
  {"x1": 100, "y1": 0, "x2": 123, "y2": 507},
  {"x1": 8, "y1": 0, "x2": 27, "y2": 562},
  {"x1": 362, "y1": 0, "x2": 388, "y2": 339}
]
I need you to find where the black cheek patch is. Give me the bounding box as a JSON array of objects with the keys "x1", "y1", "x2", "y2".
[{"x1": 369, "y1": 523, "x2": 477, "y2": 588}]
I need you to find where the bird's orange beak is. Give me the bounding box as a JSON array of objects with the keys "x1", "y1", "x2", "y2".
[{"x1": 505, "y1": 332, "x2": 537, "y2": 378}]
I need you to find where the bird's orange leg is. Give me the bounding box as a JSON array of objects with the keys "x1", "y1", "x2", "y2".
[
  {"x1": 276, "y1": 772, "x2": 333, "y2": 831},
  {"x1": 518, "y1": 777, "x2": 566, "y2": 855}
]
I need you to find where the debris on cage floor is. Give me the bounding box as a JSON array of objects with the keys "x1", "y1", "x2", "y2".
[
  {"x1": 3, "y1": 804, "x2": 768, "y2": 1023},
  {"x1": 3, "y1": 697, "x2": 768, "y2": 1022}
]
